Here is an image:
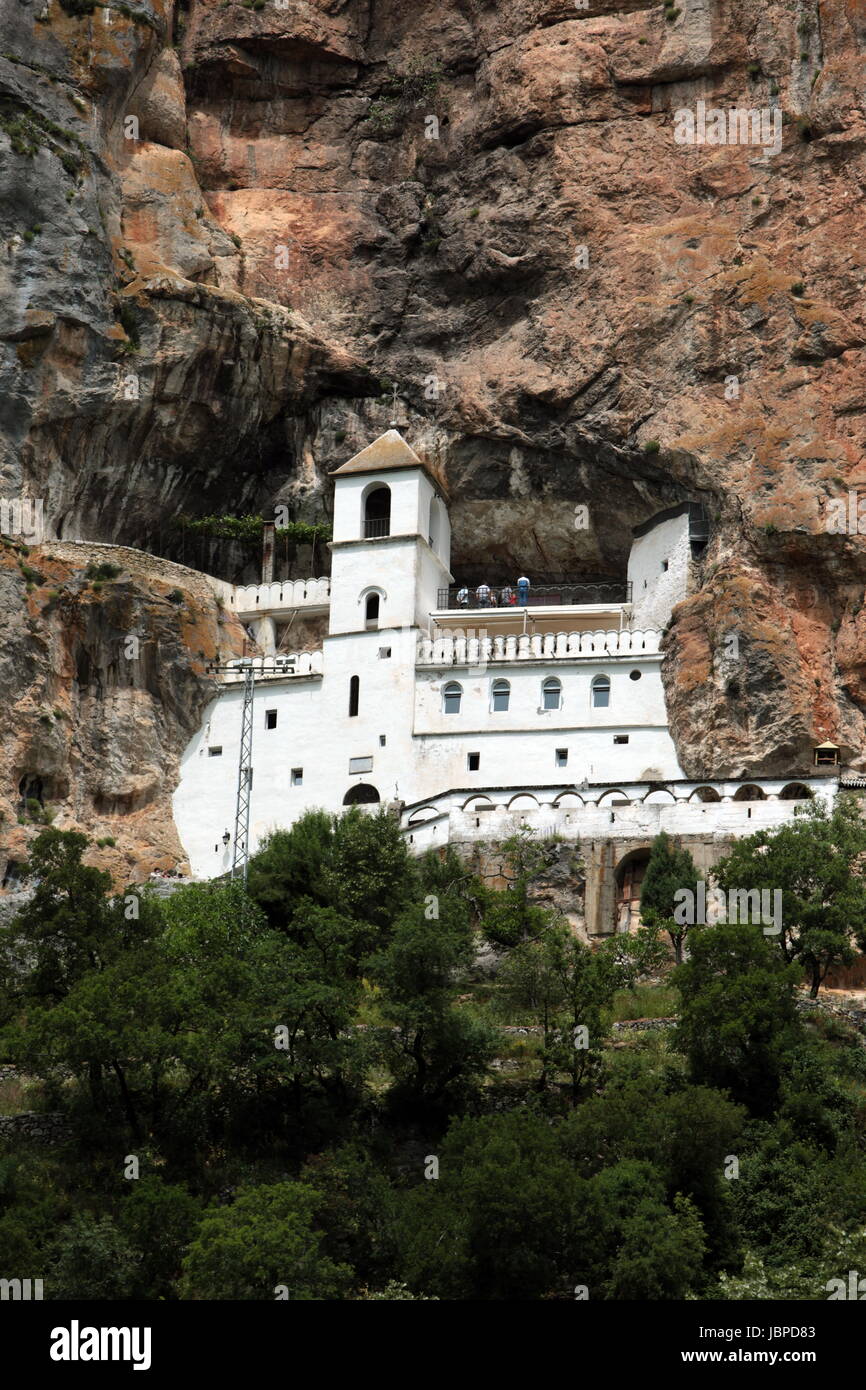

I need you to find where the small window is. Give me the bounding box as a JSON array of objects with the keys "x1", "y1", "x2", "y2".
[
  {"x1": 208, "y1": 746, "x2": 223, "y2": 757},
  {"x1": 365, "y1": 593, "x2": 380, "y2": 626},
  {"x1": 467, "y1": 752, "x2": 480, "y2": 771},
  {"x1": 378, "y1": 647, "x2": 392, "y2": 659},
  {"x1": 614, "y1": 734, "x2": 629, "y2": 744},
  {"x1": 443, "y1": 682, "x2": 462, "y2": 714},
  {"x1": 265, "y1": 709, "x2": 277, "y2": 730},
  {"x1": 379, "y1": 734, "x2": 387, "y2": 746},
  {"x1": 542, "y1": 677, "x2": 561, "y2": 710},
  {"x1": 629, "y1": 670, "x2": 642, "y2": 681},
  {"x1": 349, "y1": 674, "x2": 359, "y2": 717},
  {"x1": 291, "y1": 768, "x2": 303, "y2": 785},
  {"x1": 491, "y1": 679, "x2": 510, "y2": 712},
  {"x1": 662, "y1": 559, "x2": 669, "y2": 572},
  {"x1": 555, "y1": 749, "x2": 568, "y2": 767},
  {"x1": 592, "y1": 675, "x2": 611, "y2": 708}
]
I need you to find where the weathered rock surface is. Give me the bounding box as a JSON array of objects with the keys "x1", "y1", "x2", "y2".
[
  {"x1": 0, "y1": 536, "x2": 245, "y2": 882},
  {"x1": 2, "y1": 0, "x2": 866, "y2": 871}
]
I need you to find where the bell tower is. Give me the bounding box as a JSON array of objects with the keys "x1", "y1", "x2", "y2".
[{"x1": 327, "y1": 430, "x2": 452, "y2": 636}]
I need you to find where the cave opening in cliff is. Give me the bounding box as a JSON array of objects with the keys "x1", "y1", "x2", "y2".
[{"x1": 18, "y1": 774, "x2": 44, "y2": 809}]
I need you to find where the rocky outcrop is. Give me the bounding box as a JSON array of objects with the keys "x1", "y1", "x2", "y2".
[
  {"x1": 0, "y1": 536, "x2": 243, "y2": 882},
  {"x1": 2, "y1": 0, "x2": 866, "y2": 840}
]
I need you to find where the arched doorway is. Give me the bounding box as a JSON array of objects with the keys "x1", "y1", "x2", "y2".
[
  {"x1": 614, "y1": 848, "x2": 651, "y2": 933},
  {"x1": 343, "y1": 783, "x2": 380, "y2": 805}
]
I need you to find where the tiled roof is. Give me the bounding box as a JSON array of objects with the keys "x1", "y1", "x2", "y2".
[{"x1": 329, "y1": 430, "x2": 446, "y2": 494}]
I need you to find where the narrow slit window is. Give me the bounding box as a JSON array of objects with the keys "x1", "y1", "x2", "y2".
[
  {"x1": 265, "y1": 709, "x2": 277, "y2": 730},
  {"x1": 349, "y1": 675, "x2": 359, "y2": 717}
]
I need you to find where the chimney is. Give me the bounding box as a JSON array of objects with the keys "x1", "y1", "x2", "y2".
[{"x1": 261, "y1": 520, "x2": 275, "y2": 584}]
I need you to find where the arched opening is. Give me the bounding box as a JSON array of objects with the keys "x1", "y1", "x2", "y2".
[
  {"x1": 554, "y1": 792, "x2": 584, "y2": 807},
  {"x1": 363, "y1": 485, "x2": 391, "y2": 538},
  {"x1": 597, "y1": 788, "x2": 630, "y2": 806},
  {"x1": 508, "y1": 793, "x2": 539, "y2": 811},
  {"x1": 443, "y1": 681, "x2": 462, "y2": 714},
  {"x1": 408, "y1": 805, "x2": 439, "y2": 824},
  {"x1": 733, "y1": 784, "x2": 766, "y2": 801},
  {"x1": 364, "y1": 592, "x2": 380, "y2": 627},
  {"x1": 690, "y1": 785, "x2": 721, "y2": 802},
  {"x1": 491, "y1": 678, "x2": 510, "y2": 712},
  {"x1": 642, "y1": 787, "x2": 677, "y2": 804},
  {"x1": 591, "y1": 674, "x2": 611, "y2": 709},
  {"x1": 780, "y1": 782, "x2": 813, "y2": 800},
  {"x1": 343, "y1": 783, "x2": 380, "y2": 805},
  {"x1": 542, "y1": 677, "x2": 562, "y2": 710},
  {"x1": 614, "y1": 848, "x2": 652, "y2": 933},
  {"x1": 348, "y1": 675, "x2": 359, "y2": 717}
]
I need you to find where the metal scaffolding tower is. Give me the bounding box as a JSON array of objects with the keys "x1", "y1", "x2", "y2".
[{"x1": 231, "y1": 664, "x2": 255, "y2": 884}]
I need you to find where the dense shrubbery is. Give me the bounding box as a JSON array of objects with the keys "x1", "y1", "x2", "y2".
[{"x1": 1, "y1": 816, "x2": 866, "y2": 1300}]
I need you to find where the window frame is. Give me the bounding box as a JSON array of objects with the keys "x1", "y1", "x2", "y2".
[
  {"x1": 442, "y1": 681, "x2": 463, "y2": 715},
  {"x1": 541, "y1": 677, "x2": 562, "y2": 711},
  {"x1": 491, "y1": 678, "x2": 511, "y2": 713},
  {"x1": 591, "y1": 674, "x2": 611, "y2": 709}
]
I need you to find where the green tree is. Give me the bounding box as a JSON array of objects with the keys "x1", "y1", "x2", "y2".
[
  {"x1": 323, "y1": 807, "x2": 415, "y2": 933},
  {"x1": 713, "y1": 794, "x2": 866, "y2": 996},
  {"x1": 117, "y1": 1176, "x2": 203, "y2": 1299},
  {"x1": 180, "y1": 1183, "x2": 352, "y2": 1300},
  {"x1": 498, "y1": 923, "x2": 622, "y2": 1098},
  {"x1": 640, "y1": 831, "x2": 701, "y2": 964},
  {"x1": 0, "y1": 828, "x2": 160, "y2": 1012},
  {"x1": 479, "y1": 828, "x2": 558, "y2": 946},
  {"x1": 397, "y1": 1109, "x2": 598, "y2": 1299},
  {"x1": 371, "y1": 899, "x2": 495, "y2": 1113},
  {"x1": 246, "y1": 810, "x2": 333, "y2": 928},
  {"x1": 673, "y1": 922, "x2": 801, "y2": 1114},
  {"x1": 47, "y1": 1215, "x2": 141, "y2": 1300}
]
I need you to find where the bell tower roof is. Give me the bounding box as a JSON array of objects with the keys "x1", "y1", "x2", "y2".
[{"x1": 330, "y1": 430, "x2": 447, "y2": 497}]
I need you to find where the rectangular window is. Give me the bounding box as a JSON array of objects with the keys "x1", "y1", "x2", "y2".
[
  {"x1": 349, "y1": 675, "x2": 359, "y2": 717},
  {"x1": 614, "y1": 734, "x2": 629, "y2": 744},
  {"x1": 378, "y1": 647, "x2": 392, "y2": 659},
  {"x1": 265, "y1": 709, "x2": 277, "y2": 730},
  {"x1": 379, "y1": 734, "x2": 387, "y2": 746},
  {"x1": 555, "y1": 749, "x2": 568, "y2": 766},
  {"x1": 661, "y1": 559, "x2": 669, "y2": 572},
  {"x1": 208, "y1": 746, "x2": 222, "y2": 757},
  {"x1": 467, "y1": 752, "x2": 480, "y2": 771},
  {"x1": 349, "y1": 756, "x2": 373, "y2": 774},
  {"x1": 291, "y1": 768, "x2": 303, "y2": 785}
]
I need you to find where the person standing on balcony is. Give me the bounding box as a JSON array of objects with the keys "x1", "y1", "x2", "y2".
[
  {"x1": 456, "y1": 586, "x2": 469, "y2": 607},
  {"x1": 476, "y1": 582, "x2": 491, "y2": 607},
  {"x1": 517, "y1": 574, "x2": 530, "y2": 605},
  {"x1": 500, "y1": 583, "x2": 514, "y2": 606}
]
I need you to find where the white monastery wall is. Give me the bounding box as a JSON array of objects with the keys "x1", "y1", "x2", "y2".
[{"x1": 627, "y1": 510, "x2": 692, "y2": 629}]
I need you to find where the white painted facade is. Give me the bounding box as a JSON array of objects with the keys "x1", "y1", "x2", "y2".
[{"x1": 171, "y1": 432, "x2": 837, "y2": 916}]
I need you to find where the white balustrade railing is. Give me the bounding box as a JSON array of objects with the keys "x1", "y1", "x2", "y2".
[
  {"x1": 416, "y1": 629, "x2": 661, "y2": 665},
  {"x1": 216, "y1": 650, "x2": 324, "y2": 681},
  {"x1": 230, "y1": 577, "x2": 331, "y2": 615}
]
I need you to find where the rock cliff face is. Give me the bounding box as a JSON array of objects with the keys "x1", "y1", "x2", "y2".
[
  {"x1": 2, "y1": 0, "x2": 866, "y2": 870},
  {"x1": 0, "y1": 537, "x2": 245, "y2": 882}
]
